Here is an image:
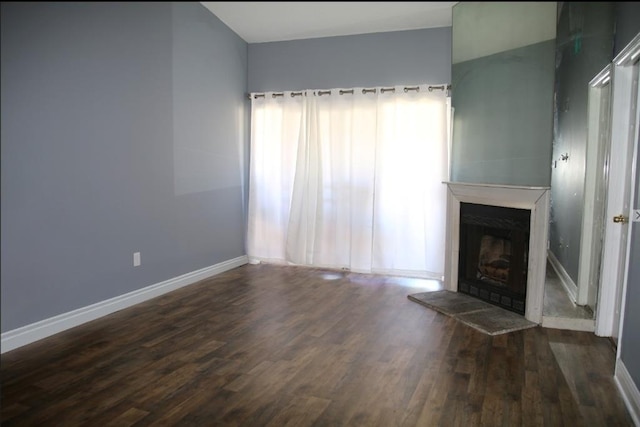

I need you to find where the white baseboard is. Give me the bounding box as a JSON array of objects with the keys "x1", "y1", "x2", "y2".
[
  {"x1": 615, "y1": 358, "x2": 640, "y2": 426},
  {"x1": 1, "y1": 255, "x2": 248, "y2": 354},
  {"x1": 547, "y1": 250, "x2": 578, "y2": 303}
]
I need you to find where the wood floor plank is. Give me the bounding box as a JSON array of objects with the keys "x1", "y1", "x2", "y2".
[{"x1": 1, "y1": 263, "x2": 635, "y2": 426}]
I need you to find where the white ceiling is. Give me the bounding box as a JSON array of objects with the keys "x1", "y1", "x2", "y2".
[{"x1": 201, "y1": 2, "x2": 458, "y2": 43}]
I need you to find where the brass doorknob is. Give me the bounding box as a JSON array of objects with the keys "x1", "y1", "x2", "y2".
[{"x1": 613, "y1": 215, "x2": 628, "y2": 224}]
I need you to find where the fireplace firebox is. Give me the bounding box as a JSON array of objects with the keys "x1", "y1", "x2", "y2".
[{"x1": 458, "y1": 202, "x2": 531, "y2": 315}]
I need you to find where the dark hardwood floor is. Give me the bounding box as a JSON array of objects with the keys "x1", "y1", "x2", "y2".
[{"x1": 1, "y1": 263, "x2": 634, "y2": 426}]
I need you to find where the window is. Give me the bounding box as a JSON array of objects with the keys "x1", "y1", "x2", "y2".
[{"x1": 247, "y1": 85, "x2": 449, "y2": 279}]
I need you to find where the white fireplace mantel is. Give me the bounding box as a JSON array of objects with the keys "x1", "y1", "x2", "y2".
[{"x1": 443, "y1": 181, "x2": 550, "y2": 324}]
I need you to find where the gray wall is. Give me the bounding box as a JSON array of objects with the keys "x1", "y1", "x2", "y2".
[
  {"x1": 0, "y1": 2, "x2": 248, "y2": 332},
  {"x1": 614, "y1": 2, "x2": 640, "y2": 56},
  {"x1": 548, "y1": 2, "x2": 615, "y2": 284},
  {"x1": 449, "y1": 2, "x2": 557, "y2": 188},
  {"x1": 248, "y1": 27, "x2": 451, "y2": 93},
  {"x1": 450, "y1": 40, "x2": 556, "y2": 186},
  {"x1": 621, "y1": 130, "x2": 640, "y2": 391}
]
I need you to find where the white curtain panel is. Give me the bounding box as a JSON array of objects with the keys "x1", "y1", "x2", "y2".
[
  {"x1": 246, "y1": 92, "x2": 303, "y2": 263},
  {"x1": 247, "y1": 85, "x2": 448, "y2": 279}
]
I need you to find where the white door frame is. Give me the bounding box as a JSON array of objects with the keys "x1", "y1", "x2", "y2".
[
  {"x1": 576, "y1": 65, "x2": 612, "y2": 308},
  {"x1": 595, "y1": 33, "x2": 640, "y2": 337}
]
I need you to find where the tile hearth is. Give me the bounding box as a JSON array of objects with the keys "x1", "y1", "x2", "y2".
[{"x1": 408, "y1": 290, "x2": 538, "y2": 335}]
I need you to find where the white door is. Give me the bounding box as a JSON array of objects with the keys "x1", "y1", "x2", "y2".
[
  {"x1": 616, "y1": 79, "x2": 640, "y2": 352},
  {"x1": 595, "y1": 34, "x2": 640, "y2": 339},
  {"x1": 613, "y1": 66, "x2": 640, "y2": 344}
]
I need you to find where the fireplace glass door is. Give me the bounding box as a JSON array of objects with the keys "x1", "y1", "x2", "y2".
[{"x1": 458, "y1": 203, "x2": 531, "y2": 314}]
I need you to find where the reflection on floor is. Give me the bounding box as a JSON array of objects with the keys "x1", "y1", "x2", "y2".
[{"x1": 543, "y1": 260, "x2": 594, "y2": 319}]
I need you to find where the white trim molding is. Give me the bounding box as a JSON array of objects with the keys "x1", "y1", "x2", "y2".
[
  {"x1": 615, "y1": 358, "x2": 640, "y2": 426},
  {"x1": 596, "y1": 33, "x2": 640, "y2": 338},
  {"x1": 577, "y1": 65, "x2": 611, "y2": 308},
  {"x1": 1, "y1": 255, "x2": 249, "y2": 354},
  {"x1": 547, "y1": 250, "x2": 578, "y2": 303},
  {"x1": 443, "y1": 182, "x2": 550, "y2": 324}
]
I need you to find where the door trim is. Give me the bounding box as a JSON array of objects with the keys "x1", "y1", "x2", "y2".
[
  {"x1": 595, "y1": 33, "x2": 640, "y2": 337},
  {"x1": 577, "y1": 65, "x2": 612, "y2": 307},
  {"x1": 615, "y1": 112, "x2": 640, "y2": 427}
]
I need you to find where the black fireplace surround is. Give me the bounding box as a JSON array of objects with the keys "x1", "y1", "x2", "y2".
[{"x1": 458, "y1": 202, "x2": 531, "y2": 315}]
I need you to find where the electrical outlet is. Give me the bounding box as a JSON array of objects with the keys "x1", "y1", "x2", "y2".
[{"x1": 133, "y1": 252, "x2": 141, "y2": 267}]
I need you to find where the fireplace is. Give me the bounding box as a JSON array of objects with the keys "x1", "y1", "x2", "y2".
[
  {"x1": 458, "y1": 203, "x2": 531, "y2": 315},
  {"x1": 443, "y1": 182, "x2": 550, "y2": 323}
]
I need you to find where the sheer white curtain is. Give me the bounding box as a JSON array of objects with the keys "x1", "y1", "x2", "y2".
[{"x1": 247, "y1": 85, "x2": 448, "y2": 278}]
